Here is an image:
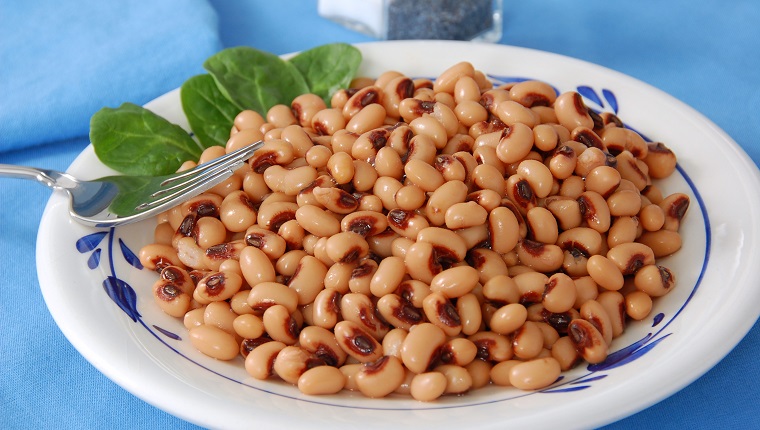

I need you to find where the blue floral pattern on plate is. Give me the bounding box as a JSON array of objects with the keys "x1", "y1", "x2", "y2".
[{"x1": 75, "y1": 78, "x2": 711, "y2": 406}]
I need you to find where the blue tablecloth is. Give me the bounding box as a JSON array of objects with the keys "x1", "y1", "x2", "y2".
[{"x1": 2, "y1": 0, "x2": 759, "y2": 428}]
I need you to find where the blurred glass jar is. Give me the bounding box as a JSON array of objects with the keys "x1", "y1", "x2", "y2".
[{"x1": 317, "y1": 0, "x2": 503, "y2": 43}]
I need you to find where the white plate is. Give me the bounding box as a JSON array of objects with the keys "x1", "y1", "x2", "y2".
[{"x1": 37, "y1": 41, "x2": 760, "y2": 430}]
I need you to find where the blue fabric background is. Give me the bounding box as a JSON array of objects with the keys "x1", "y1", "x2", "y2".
[{"x1": 1, "y1": 0, "x2": 759, "y2": 428}]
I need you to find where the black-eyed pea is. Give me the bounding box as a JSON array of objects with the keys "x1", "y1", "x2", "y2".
[
  {"x1": 516, "y1": 159, "x2": 553, "y2": 198},
  {"x1": 474, "y1": 164, "x2": 507, "y2": 197},
  {"x1": 554, "y1": 91, "x2": 594, "y2": 131},
  {"x1": 387, "y1": 209, "x2": 430, "y2": 240},
  {"x1": 233, "y1": 313, "x2": 265, "y2": 340},
  {"x1": 444, "y1": 201, "x2": 488, "y2": 230},
  {"x1": 455, "y1": 224, "x2": 490, "y2": 250},
  {"x1": 297, "y1": 365, "x2": 346, "y2": 395},
  {"x1": 429, "y1": 265, "x2": 479, "y2": 299},
  {"x1": 410, "y1": 115, "x2": 448, "y2": 149},
  {"x1": 551, "y1": 336, "x2": 582, "y2": 371},
  {"x1": 545, "y1": 196, "x2": 582, "y2": 230},
  {"x1": 339, "y1": 363, "x2": 363, "y2": 391},
  {"x1": 184, "y1": 307, "x2": 205, "y2": 330},
  {"x1": 247, "y1": 281, "x2": 299, "y2": 314},
  {"x1": 244, "y1": 340, "x2": 286, "y2": 379},
  {"x1": 299, "y1": 325, "x2": 348, "y2": 367},
  {"x1": 326, "y1": 151, "x2": 355, "y2": 184},
  {"x1": 275, "y1": 250, "x2": 307, "y2": 278},
  {"x1": 659, "y1": 192, "x2": 690, "y2": 231},
  {"x1": 422, "y1": 292, "x2": 462, "y2": 337},
  {"x1": 568, "y1": 319, "x2": 608, "y2": 364},
  {"x1": 311, "y1": 187, "x2": 359, "y2": 215},
  {"x1": 294, "y1": 205, "x2": 341, "y2": 237},
  {"x1": 194, "y1": 271, "x2": 243, "y2": 303},
  {"x1": 340, "y1": 210, "x2": 388, "y2": 238},
  {"x1": 586, "y1": 255, "x2": 625, "y2": 291},
  {"x1": 596, "y1": 291, "x2": 627, "y2": 337},
  {"x1": 340, "y1": 293, "x2": 390, "y2": 340},
  {"x1": 634, "y1": 264, "x2": 676, "y2": 297},
  {"x1": 513, "y1": 271, "x2": 549, "y2": 304},
  {"x1": 311, "y1": 287, "x2": 342, "y2": 329},
  {"x1": 607, "y1": 242, "x2": 655, "y2": 276},
  {"x1": 468, "y1": 248, "x2": 509, "y2": 284},
  {"x1": 542, "y1": 273, "x2": 577, "y2": 313},
  {"x1": 356, "y1": 356, "x2": 406, "y2": 398},
  {"x1": 439, "y1": 337, "x2": 478, "y2": 367},
  {"x1": 373, "y1": 176, "x2": 404, "y2": 211},
  {"x1": 256, "y1": 201, "x2": 298, "y2": 231},
  {"x1": 559, "y1": 174, "x2": 586, "y2": 200},
  {"x1": 489, "y1": 303, "x2": 528, "y2": 335},
  {"x1": 468, "y1": 331, "x2": 513, "y2": 362},
  {"x1": 509, "y1": 357, "x2": 562, "y2": 390},
  {"x1": 489, "y1": 359, "x2": 521, "y2": 386},
  {"x1": 202, "y1": 301, "x2": 238, "y2": 335},
  {"x1": 188, "y1": 324, "x2": 239, "y2": 361},
  {"x1": 607, "y1": 189, "x2": 642, "y2": 217},
  {"x1": 578, "y1": 190, "x2": 611, "y2": 233},
  {"x1": 239, "y1": 246, "x2": 276, "y2": 288},
  {"x1": 410, "y1": 372, "x2": 448, "y2": 402},
  {"x1": 139, "y1": 243, "x2": 184, "y2": 272},
  {"x1": 556, "y1": 223, "x2": 604, "y2": 256},
  {"x1": 572, "y1": 276, "x2": 598, "y2": 308},
  {"x1": 288, "y1": 255, "x2": 328, "y2": 305},
  {"x1": 311, "y1": 107, "x2": 346, "y2": 136},
  {"x1": 488, "y1": 207, "x2": 520, "y2": 254},
  {"x1": 463, "y1": 359, "x2": 491, "y2": 390},
  {"x1": 639, "y1": 203, "x2": 666, "y2": 232},
  {"x1": 580, "y1": 299, "x2": 614, "y2": 345},
  {"x1": 600, "y1": 126, "x2": 648, "y2": 159},
  {"x1": 585, "y1": 166, "x2": 621, "y2": 198},
  {"x1": 368, "y1": 256, "x2": 406, "y2": 297},
  {"x1": 607, "y1": 216, "x2": 640, "y2": 248},
  {"x1": 348, "y1": 257, "x2": 378, "y2": 295},
  {"x1": 425, "y1": 180, "x2": 468, "y2": 226},
  {"x1": 644, "y1": 142, "x2": 678, "y2": 179},
  {"x1": 434, "y1": 61, "x2": 475, "y2": 94},
  {"x1": 322, "y1": 261, "x2": 352, "y2": 294},
  {"x1": 505, "y1": 174, "x2": 537, "y2": 214},
  {"x1": 381, "y1": 328, "x2": 409, "y2": 359},
  {"x1": 638, "y1": 230, "x2": 682, "y2": 258},
  {"x1": 616, "y1": 150, "x2": 649, "y2": 191},
  {"x1": 244, "y1": 227, "x2": 287, "y2": 259},
  {"x1": 516, "y1": 240, "x2": 564, "y2": 273},
  {"x1": 434, "y1": 364, "x2": 473, "y2": 395},
  {"x1": 377, "y1": 294, "x2": 424, "y2": 331},
  {"x1": 455, "y1": 100, "x2": 489, "y2": 127},
  {"x1": 400, "y1": 323, "x2": 446, "y2": 373},
  {"x1": 152, "y1": 279, "x2": 192, "y2": 318},
  {"x1": 273, "y1": 346, "x2": 322, "y2": 385},
  {"x1": 482, "y1": 274, "x2": 520, "y2": 305},
  {"x1": 392, "y1": 184, "x2": 425, "y2": 211},
  {"x1": 396, "y1": 279, "x2": 432, "y2": 308},
  {"x1": 346, "y1": 103, "x2": 387, "y2": 135},
  {"x1": 263, "y1": 304, "x2": 300, "y2": 345},
  {"x1": 625, "y1": 290, "x2": 654, "y2": 321},
  {"x1": 323, "y1": 231, "x2": 369, "y2": 264},
  {"x1": 234, "y1": 109, "x2": 265, "y2": 132},
  {"x1": 512, "y1": 321, "x2": 545, "y2": 360},
  {"x1": 367, "y1": 230, "x2": 400, "y2": 258},
  {"x1": 334, "y1": 320, "x2": 384, "y2": 363}
]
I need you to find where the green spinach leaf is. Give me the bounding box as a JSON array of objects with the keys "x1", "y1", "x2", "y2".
[
  {"x1": 289, "y1": 43, "x2": 362, "y2": 105},
  {"x1": 181, "y1": 74, "x2": 240, "y2": 148},
  {"x1": 203, "y1": 46, "x2": 309, "y2": 115},
  {"x1": 90, "y1": 102, "x2": 202, "y2": 176}
]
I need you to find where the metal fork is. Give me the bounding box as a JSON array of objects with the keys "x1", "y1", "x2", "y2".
[{"x1": 0, "y1": 141, "x2": 263, "y2": 227}]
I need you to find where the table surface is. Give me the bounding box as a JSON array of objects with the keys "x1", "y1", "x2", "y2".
[{"x1": 2, "y1": 1, "x2": 760, "y2": 428}]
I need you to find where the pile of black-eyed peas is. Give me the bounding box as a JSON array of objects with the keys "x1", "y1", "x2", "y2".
[{"x1": 138, "y1": 61, "x2": 688, "y2": 401}]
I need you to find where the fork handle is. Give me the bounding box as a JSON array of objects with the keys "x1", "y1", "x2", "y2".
[{"x1": 0, "y1": 164, "x2": 72, "y2": 189}]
